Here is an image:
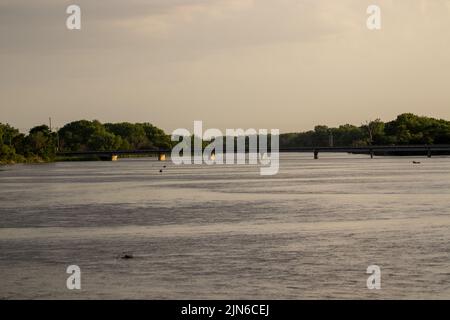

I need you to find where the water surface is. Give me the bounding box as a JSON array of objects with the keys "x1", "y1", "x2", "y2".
[{"x1": 0, "y1": 154, "x2": 449, "y2": 299}]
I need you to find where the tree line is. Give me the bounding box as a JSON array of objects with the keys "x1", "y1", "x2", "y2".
[
  {"x1": 0, "y1": 120, "x2": 172, "y2": 164},
  {"x1": 280, "y1": 113, "x2": 450, "y2": 148},
  {"x1": 1, "y1": 113, "x2": 450, "y2": 164}
]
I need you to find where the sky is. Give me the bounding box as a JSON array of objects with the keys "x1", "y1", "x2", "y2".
[{"x1": 1, "y1": 0, "x2": 450, "y2": 134}]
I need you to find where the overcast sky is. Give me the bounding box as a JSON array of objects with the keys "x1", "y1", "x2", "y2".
[{"x1": 2, "y1": 0, "x2": 450, "y2": 133}]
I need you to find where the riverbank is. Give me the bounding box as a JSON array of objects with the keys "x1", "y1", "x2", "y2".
[
  {"x1": 1, "y1": 154, "x2": 128, "y2": 165},
  {"x1": 0, "y1": 156, "x2": 47, "y2": 166},
  {"x1": 3, "y1": 151, "x2": 450, "y2": 166},
  {"x1": 353, "y1": 150, "x2": 450, "y2": 156},
  {"x1": 0, "y1": 154, "x2": 161, "y2": 166}
]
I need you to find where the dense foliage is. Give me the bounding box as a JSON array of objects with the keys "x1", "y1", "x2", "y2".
[
  {"x1": 0, "y1": 120, "x2": 171, "y2": 164},
  {"x1": 279, "y1": 113, "x2": 450, "y2": 148},
  {"x1": 1, "y1": 114, "x2": 450, "y2": 164},
  {"x1": 0, "y1": 124, "x2": 57, "y2": 163}
]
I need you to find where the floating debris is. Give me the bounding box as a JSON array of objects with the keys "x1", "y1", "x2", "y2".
[{"x1": 119, "y1": 252, "x2": 134, "y2": 260}]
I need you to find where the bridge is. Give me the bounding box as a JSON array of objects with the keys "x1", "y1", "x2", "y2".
[
  {"x1": 57, "y1": 149, "x2": 171, "y2": 161},
  {"x1": 279, "y1": 145, "x2": 450, "y2": 159},
  {"x1": 56, "y1": 145, "x2": 450, "y2": 160}
]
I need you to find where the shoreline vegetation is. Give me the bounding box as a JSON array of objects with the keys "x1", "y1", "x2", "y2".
[{"x1": 1, "y1": 113, "x2": 450, "y2": 165}]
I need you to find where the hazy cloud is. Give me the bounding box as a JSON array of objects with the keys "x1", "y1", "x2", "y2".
[{"x1": 2, "y1": 0, "x2": 450, "y2": 132}]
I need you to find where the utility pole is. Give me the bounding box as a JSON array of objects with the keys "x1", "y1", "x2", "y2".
[
  {"x1": 364, "y1": 120, "x2": 373, "y2": 145},
  {"x1": 56, "y1": 128, "x2": 60, "y2": 151},
  {"x1": 49, "y1": 117, "x2": 52, "y2": 131}
]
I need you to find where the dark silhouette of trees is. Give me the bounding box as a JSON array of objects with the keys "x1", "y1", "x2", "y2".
[
  {"x1": 2, "y1": 114, "x2": 450, "y2": 164},
  {"x1": 1, "y1": 120, "x2": 171, "y2": 163},
  {"x1": 279, "y1": 113, "x2": 450, "y2": 148}
]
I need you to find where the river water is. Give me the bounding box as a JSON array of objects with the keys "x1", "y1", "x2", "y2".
[{"x1": 0, "y1": 154, "x2": 449, "y2": 299}]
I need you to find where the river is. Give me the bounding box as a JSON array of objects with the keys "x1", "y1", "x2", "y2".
[{"x1": 0, "y1": 154, "x2": 449, "y2": 299}]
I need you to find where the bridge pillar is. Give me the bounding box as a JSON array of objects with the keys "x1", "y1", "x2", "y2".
[
  {"x1": 314, "y1": 150, "x2": 319, "y2": 160},
  {"x1": 370, "y1": 149, "x2": 374, "y2": 159},
  {"x1": 158, "y1": 153, "x2": 166, "y2": 161}
]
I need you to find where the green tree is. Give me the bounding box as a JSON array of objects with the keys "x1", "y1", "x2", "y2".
[
  {"x1": 104, "y1": 123, "x2": 149, "y2": 149},
  {"x1": 87, "y1": 131, "x2": 123, "y2": 151},
  {"x1": 0, "y1": 123, "x2": 20, "y2": 162},
  {"x1": 141, "y1": 123, "x2": 172, "y2": 149},
  {"x1": 58, "y1": 120, "x2": 114, "y2": 151},
  {"x1": 25, "y1": 125, "x2": 57, "y2": 160}
]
